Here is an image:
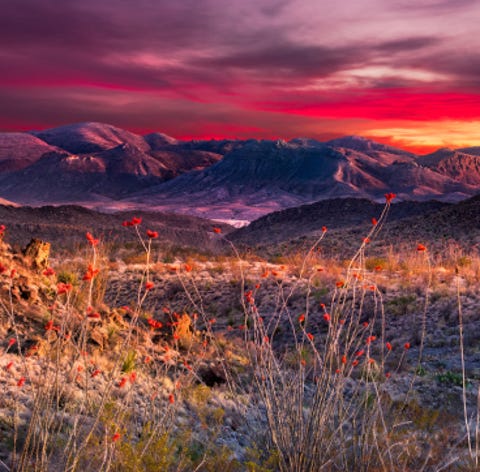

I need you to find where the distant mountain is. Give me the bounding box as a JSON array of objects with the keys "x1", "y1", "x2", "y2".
[
  {"x1": 0, "y1": 123, "x2": 222, "y2": 205},
  {"x1": 126, "y1": 137, "x2": 478, "y2": 221},
  {"x1": 0, "y1": 133, "x2": 63, "y2": 172},
  {"x1": 325, "y1": 135, "x2": 414, "y2": 157},
  {"x1": 0, "y1": 123, "x2": 479, "y2": 222},
  {"x1": 418, "y1": 149, "x2": 480, "y2": 186},
  {"x1": 30, "y1": 122, "x2": 151, "y2": 154}
]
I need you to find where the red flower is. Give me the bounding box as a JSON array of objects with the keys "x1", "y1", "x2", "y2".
[
  {"x1": 91, "y1": 369, "x2": 101, "y2": 378},
  {"x1": 145, "y1": 281, "x2": 154, "y2": 290},
  {"x1": 57, "y1": 283, "x2": 73, "y2": 294},
  {"x1": 85, "y1": 232, "x2": 99, "y2": 246},
  {"x1": 168, "y1": 393, "x2": 175, "y2": 404},
  {"x1": 112, "y1": 432, "x2": 121, "y2": 442},
  {"x1": 8, "y1": 338, "x2": 16, "y2": 347},
  {"x1": 44, "y1": 320, "x2": 60, "y2": 332},
  {"x1": 83, "y1": 264, "x2": 99, "y2": 281},
  {"x1": 0, "y1": 263, "x2": 6, "y2": 274},
  {"x1": 129, "y1": 372, "x2": 137, "y2": 383},
  {"x1": 417, "y1": 244, "x2": 427, "y2": 252},
  {"x1": 5, "y1": 361, "x2": 13, "y2": 371},
  {"x1": 184, "y1": 264, "x2": 192, "y2": 272},
  {"x1": 147, "y1": 318, "x2": 162, "y2": 329},
  {"x1": 42, "y1": 267, "x2": 55, "y2": 277},
  {"x1": 118, "y1": 377, "x2": 127, "y2": 388},
  {"x1": 323, "y1": 313, "x2": 331, "y2": 322},
  {"x1": 146, "y1": 229, "x2": 158, "y2": 239},
  {"x1": 386, "y1": 342, "x2": 392, "y2": 351},
  {"x1": 87, "y1": 312, "x2": 101, "y2": 319},
  {"x1": 322, "y1": 226, "x2": 327, "y2": 233},
  {"x1": 307, "y1": 333, "x2": 314, "y2": 341},
  {"x1": 404, "y1": 342, "x2": 411, "y2": 350},
  {"x1": 371, "y1": 217, "x2": 378, "y2": 226},
  {"x1": 336, "y1": 281, "x2": 344, "y2": 288},
  {"x1": 355, "y1": 350, "x2": 365, "y2": 357},
  {"x1": 122, "y1": 220, "x2": 132, "y2": 227},
  {"x1": 366, "y1": 336, "x2": 376, "y2": 344},
  {"x1": 341, "y1": 355, "x2": 347, "y2": 364},
  {"x1": 131, "y1": 216, "x2": 142, "y2": 226},
  {"x1": 385, "y1": 192, "x2": 396, "y2": 203},
  {"x1": 213, "y1": 227, "x2": 222, "y2": 234},
  {"x1": 0, "y1": 224, "x2": 5, "y2": 233},
  {"x1": 17, "y1": 377, "x2": 26, "y2": 387},
  {"x1": 298, "y1": 313, "x2": 305, "y2": 323},
  {"x1": 352, "y1": 360, "x2": 359, "y2": 367}
]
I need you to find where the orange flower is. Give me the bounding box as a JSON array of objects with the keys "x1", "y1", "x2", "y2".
[
  {"x1": 145, "y1": 281, "x2": 154, "y2": 290},
  {"x1": 85, "y1": 232, "x2": 99, "y2": 246},
  {"x1": 184, "y1": 263, "x2": 192, "y2": 272},
  {"x1": 112, "y1": 432, "x2": 121, "y2": 442},
  {"x1": 336, "y1": 281, "x2": 344, "y2": 288}
]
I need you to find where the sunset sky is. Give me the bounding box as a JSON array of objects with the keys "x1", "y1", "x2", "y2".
[{"x1": 1, "y1": 0, "x2": 479, "y2": 152}]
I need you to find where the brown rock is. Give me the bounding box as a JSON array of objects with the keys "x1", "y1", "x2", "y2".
[{"x1": 23, "y1": 239, "x2": 50, "y2": 270}]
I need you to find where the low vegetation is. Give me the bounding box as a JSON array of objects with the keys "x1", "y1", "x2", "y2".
[{"x1": 0, "y1": 197, "x2": 479, "y2": 471}]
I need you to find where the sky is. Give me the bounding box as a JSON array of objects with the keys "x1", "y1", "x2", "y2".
[{"x1": 1, "y1": 0, "x2": 480, "y2": 152}]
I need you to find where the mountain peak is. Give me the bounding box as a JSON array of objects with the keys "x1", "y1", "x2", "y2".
[{"x1": 326, "y1": 135, "x2": 412, "y2": 156}]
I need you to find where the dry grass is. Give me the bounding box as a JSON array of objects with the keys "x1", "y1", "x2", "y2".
[{"x1": 0, "y1": 202, "x2": 480, "y2": 471}]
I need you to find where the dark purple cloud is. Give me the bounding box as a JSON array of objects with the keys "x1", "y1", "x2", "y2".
[{"x1": 0, "y1": 0, "x2": 479, "y2": 151}]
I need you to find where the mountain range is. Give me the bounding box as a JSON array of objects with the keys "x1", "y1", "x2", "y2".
[{"x1": 0, "y1": 122, "x2": 480, "y2": 223}]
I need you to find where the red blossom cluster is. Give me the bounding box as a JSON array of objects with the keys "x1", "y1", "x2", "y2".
[
  {"x1": 86, "y1": 232, "x2": 99, "y2": 246},
  {"x1": 146, "y1": 229, "x2": 158, "y2": 238},
  {"x1": 83, "y1": 264, "x2": 99, "y2": 281},
  {"x1": 122, "y1": 216, "x2": 142, "y2": 227},
  {"x1": 57, "y1": 282, "x2": 73, "y2": 294},
  {"x1": 385, "y1": 192, "x2": 396, "y2": 203},
  {"x1": 147, "y1": 318, "x2": 162, "y2": 329}
]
